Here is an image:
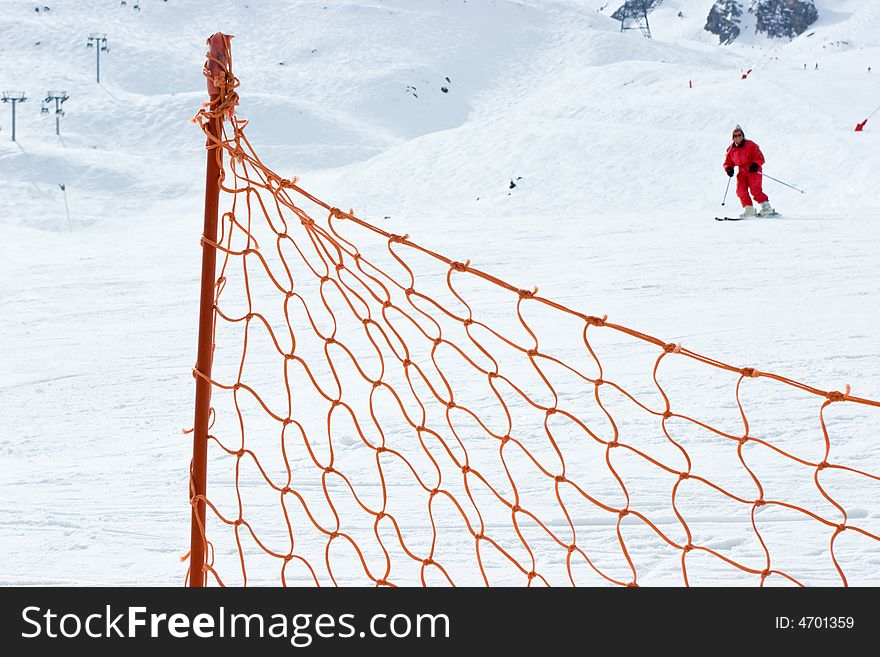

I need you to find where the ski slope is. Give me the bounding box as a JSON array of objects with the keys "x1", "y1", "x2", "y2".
[{"x1": 0, "y1": 0, "x2": 878, "y2": 586}]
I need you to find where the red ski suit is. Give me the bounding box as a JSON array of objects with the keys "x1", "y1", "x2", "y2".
[{"x1": 723, "y1": 139, "x2": 768, "y2": 207}]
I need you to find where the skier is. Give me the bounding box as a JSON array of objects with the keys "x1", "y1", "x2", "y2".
[{"x1": 723, "y1": 124, "x2": 775, "y2": 217}]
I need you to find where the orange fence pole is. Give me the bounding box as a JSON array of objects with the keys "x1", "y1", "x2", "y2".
[{"x1": 189, "y1": 32, "x2": 231, "y2": 587}]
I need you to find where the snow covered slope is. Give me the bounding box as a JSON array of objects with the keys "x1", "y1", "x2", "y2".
[{"x1": 0, "y1": 0, "x2": 878, "y2": 585}]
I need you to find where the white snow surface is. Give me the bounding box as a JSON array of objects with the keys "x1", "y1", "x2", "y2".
[{"x1": 0, "y1": 0, "x2": 878, "y2": 586}]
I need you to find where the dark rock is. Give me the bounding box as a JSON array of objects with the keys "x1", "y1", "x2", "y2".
[
  {"x1": 705, "y1": 0, "x2": 743, "y2": 45},
  {"x1": 752, "y1": 0, "x2": 818, "y2": 39},
  {"x1": 705, "y1": 0, "x2": 818, "y2": 43}
]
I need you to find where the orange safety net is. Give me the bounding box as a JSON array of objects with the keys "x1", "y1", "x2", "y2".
[{"x1": 187, "y1": 38, "x2": 880, "y2": 588}]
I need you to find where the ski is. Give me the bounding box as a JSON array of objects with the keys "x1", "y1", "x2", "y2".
[{"x1": 715, "y1": 212, "x2": 780, "y2": 221}]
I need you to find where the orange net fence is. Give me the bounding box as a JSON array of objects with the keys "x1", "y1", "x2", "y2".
[{"x1": 187, "y1": 36, "x2": 880, "y2": 587}]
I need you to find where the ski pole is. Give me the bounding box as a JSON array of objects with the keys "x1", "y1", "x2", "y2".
[
  {"x1": 760, "y1": 172, "x2": 805, "y2": 194},
  {"x1": 721, "y1": 175, "x2": 732, "y2": 205}
]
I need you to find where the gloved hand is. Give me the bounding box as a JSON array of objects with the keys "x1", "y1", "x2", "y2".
[
  {"x1": 726, "y1": 167, "x2": 734, "y2": 177},
  {"x1": 749, "y1": 163, "x2": 759, "y2": 173}
]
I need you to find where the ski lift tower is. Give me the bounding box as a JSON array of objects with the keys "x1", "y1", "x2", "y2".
[
  {"x1": 42, "y1": 91, "x2": 69, "y2": 136},
  {"x1": 613, "y1": 0, "x2": 653, "y2": 39},
  {"x1": 1, "y1": 91, "x2": 27, "y2": 141},
  {"x1": 86, "y1": 33, "x2": 109, "y2": 83}
]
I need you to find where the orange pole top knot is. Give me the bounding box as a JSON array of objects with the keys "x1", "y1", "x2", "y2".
[{"x1": 205, "y1": 33, "x2": 234, "y2": 96}]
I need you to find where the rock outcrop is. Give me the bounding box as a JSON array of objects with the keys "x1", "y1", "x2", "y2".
[
  {"x1": 752, "y1": 0, "x2": 818, "y2": 39},
  {"x1": 705, "y1": 0, "x2": 744, "y2": 45},
  {"x1": 704, "y1": 0, "x2": 818, "y2": 44}
]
